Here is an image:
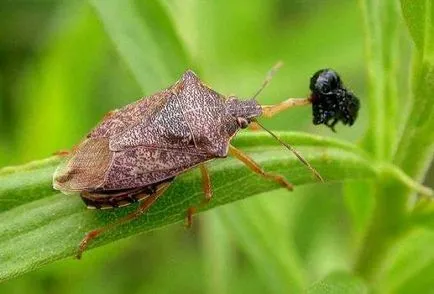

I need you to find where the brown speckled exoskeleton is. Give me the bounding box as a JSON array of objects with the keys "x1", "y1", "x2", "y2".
[{"x1": 53, "y1": 64, "x2": 359, "y2": 259}]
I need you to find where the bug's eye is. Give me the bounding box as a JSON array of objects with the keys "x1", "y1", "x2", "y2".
[{"x1": 236, "y1": 117, "x2": 249, "y2": 129}]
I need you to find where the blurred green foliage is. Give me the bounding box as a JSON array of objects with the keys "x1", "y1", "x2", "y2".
[{"x1": 0, "y1": 0, "x2": 433, "y2": 293}]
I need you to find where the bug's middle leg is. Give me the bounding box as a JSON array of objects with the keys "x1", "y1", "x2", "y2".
[
  {"x1": 199, "y1": 164, "x2": 212, "y2": 202},
  {"x1": 229, "y1": 145, "x2": 293, "y2": 191},
  {"x1": 185, "y1": 164, "x2": 213, "y2": 228}
]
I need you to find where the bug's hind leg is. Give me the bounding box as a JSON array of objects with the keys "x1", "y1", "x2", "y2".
[
  {"x1": 229, "y1": 145, "x2": 293, "y2": 191},
  {"x1": 185, "y1": 164, "x2": 212, "y2": 228},
  {"x1": 76, "y1": 180, "x2": 172, "y2": 259}
]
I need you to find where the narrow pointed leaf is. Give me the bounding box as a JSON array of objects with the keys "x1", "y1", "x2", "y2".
[{"x1": 0, "y1": 132, "x2": 378, "y2": 281}]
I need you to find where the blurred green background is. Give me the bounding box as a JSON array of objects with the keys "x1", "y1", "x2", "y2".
[{"x1": 0, "y1": 0, "x2": 432, "y2": 293}]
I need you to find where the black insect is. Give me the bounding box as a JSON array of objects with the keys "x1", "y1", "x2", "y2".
[{"x1": 309, "y1": 69, "x2": 360, "y2": 132}]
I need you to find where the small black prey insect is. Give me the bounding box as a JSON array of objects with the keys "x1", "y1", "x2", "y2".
[{"x1": 309, "y1": 69, "x2": 360, "y2": 132}]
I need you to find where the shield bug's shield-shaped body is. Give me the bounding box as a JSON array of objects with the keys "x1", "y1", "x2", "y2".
[
  {"x1": 53, "y1": 65, "x2": 359, "y2": 258},
  {"x1": 54, "y1": 70, "x2": 265, "y2": 206}
]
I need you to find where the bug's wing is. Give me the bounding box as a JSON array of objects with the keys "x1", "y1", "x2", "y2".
[
  {"x1": 54, "y1": 87, "x2": 174, "y2": 193},
  {"x1": 88, "y1": 88, "x2": 172, "y2": 139},
  {"x1": 99, "y1": 146, "x2": 212, "y2": 190},
  {"x1": 53, "y1": 137, "x2": 113, "y2": 193},
  {"x1": 53, "y1": 139, "x2": 212, "y2": 192},
  {"x1": 109, "y1": 70, "x2": 233, "y2": 157}
]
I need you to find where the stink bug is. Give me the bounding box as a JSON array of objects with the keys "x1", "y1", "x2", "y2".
[{"x1": 53, "y1": 63, "x2": 359, "y2": 258}]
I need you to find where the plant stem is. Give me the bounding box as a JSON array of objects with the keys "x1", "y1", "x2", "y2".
[{"x1": 353, "y1": 175, "x2": 409, "y2": 282}]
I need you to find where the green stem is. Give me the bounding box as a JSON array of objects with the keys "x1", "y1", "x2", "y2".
[
  {"x1": 393, "y1": 57, "x2": 434, "y2": 180},
  {"x1": 358, "y1": 0, "x2": 386, "y2": 159},
  {"x1": 353, "y1": 174, "x2": 409, "y2": 281},
  {"x1": 353, "y1": 3, "x2": 434, "y2": 281},
  {"x1": 380, "y1": 164, "x2": 433, "y2": 198}
]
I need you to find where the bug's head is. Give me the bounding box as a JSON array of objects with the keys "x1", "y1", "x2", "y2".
[
  {"x1": 309, "y1": 69, "x2": 360, "y2": 132},
  {"x1": 225, "y1": 97, "x2": 262, "y2": 129}
]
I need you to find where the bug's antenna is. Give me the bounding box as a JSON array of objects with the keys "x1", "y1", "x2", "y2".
[
  {"x1": 253, "y1": 120, "x2": 324, "y2": 182},
  {"x1": 252, "y1": 61, "x2": 284, "y2": 100}
]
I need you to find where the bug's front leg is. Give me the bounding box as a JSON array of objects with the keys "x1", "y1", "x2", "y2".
[
  {"x1": 261, "y1": 98, "x2": 311, "y2": 118},
  {"x1": 247, "y1": 121, "x2": 261, "y2": 131},
  {"x1": 229, "y1": 145, "x2": 293, "y2": 191}
]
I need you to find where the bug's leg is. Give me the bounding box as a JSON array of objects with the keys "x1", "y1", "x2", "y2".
[
  {"x1": 261, "y1": 98, "x2": 312, "y2": 118},
  {"x1": 229, "y1": 145, "x2": 293, "y2": 191},
  {"x1": 76, "y1": 182, "x2": 171, "y2": 259},
  {"x1": 326, "y1": 118, "x2": 338, "y2": 132},
  {"x1": 77, "y1": 192, "x2": 159, "y2": 259},
  {"x1": 53, "y1": 144, "x2": 79, "y2": 157},
  {"x1": 248, "y1": 121, "x2": 261, "y2": 131},
  {"x1": 200, "y1": 164, "x2": 212, "y2": 202},
  {"x1": 53, "y1": 149, "x2": 71, "y2": 157},
  {"x1": 101, "y1": 110, "x2": 118, "y2": 121},
  {"x1": 185, "y1": 207, "x2": 196, "y2": 228},
  {"x1": 184, "y1": 164, "x2": 213, "y2": 228}
]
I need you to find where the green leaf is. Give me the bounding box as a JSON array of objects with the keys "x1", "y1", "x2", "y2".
[
  {"x1": 393, "y1": 58, "x2": 434, "y2": 180},
  {"x1": 15, "y1": 2, "x2": 110, "y2": 163},
  {"x1": 306, "y1": 272, "x2": 368, "y2": 294},
  {"x1": 350, "y1": 0, "x2": 434, "y2": 284},
  {"x1": 410, "y1": 199, "x2": 434, "y2": 230},
  {"x1": 343, "y1": 181, "x2": 375, "y2": 241},
  {"x1": 200, "y1": 211, "x2": 234, "y2": 294},
  {"x1": 359, "y1": 0, "x2": 401, "y2": 160},
  {"x1": 379, "y1": 229, "x2": 434, "y2": 293},
  {"x1": 217, "y1": 195, "x2": 306, "y2": 293},
  {"x1": 90, "y1": 0, "x2": 189, "y2": 93},
  {"x1": 346, "y1": 2, "x2": 402, "y2": 275},
  {"x1": 380, "y1": 7, "x2": 434, "y2": 287},
  {"x1": 348, "y1": 0, "x2": 394, "y2": 222},
  {"x1": 395, "y1": 1, "x2": 434, "y2": 179},
  {"x1": 0, "y1": 132, "x2": 379, "y2": 281},
  {"x1": 401, "y1": 0, "x2": 434, "y2": 60},
  {"x1": 0, "y1": 157, "x2": 60, "y2": 212}
]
